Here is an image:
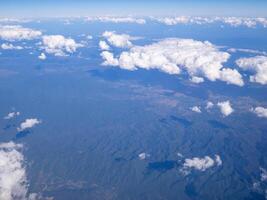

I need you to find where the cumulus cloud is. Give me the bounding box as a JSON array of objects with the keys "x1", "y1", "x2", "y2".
[
  {"x1": 219, "y1": 68, "x2": 244, "y2": 86},
  {"x1": 206, "y1": 101, "x2": 214, "y2": 109},
  {"x1": 86, "y1": 16, "x2": 146, "y2": 24},
  {"x1": 138, "y1": 152, "x2": 150, "y2": 160},
  {"x1": 101, "y1": 37, "x2": 243, "y2": 86},
  {"x1": 102, "y1": 31, "x2": 133, "y2": 48},
  {"x1": 4, "y1": 111, "x2": 20, "y2": 120},
  {"x1": 191, "y1": 106, "x2": 201, "y2": 113},
  {"x1": 0, "y1": 25, "x2": 42, "y2": 41},
  {"x1": 251, "y1": 107, "x2": 267, "y2": 118},
  {"x1": 190, "y1": 76, "x2": 204, "y2": 83},
  {"x1": 0, "y1": 142, "x2": 27, "y2": 200},
  {"x1": 41, "y1": 35, "x2": 83, "y2": 56},
  {"x1": 236, "y1": 56, "x2": 267, "y2": 85},
  {"x1": 17, "y1": 118, "x2": 41, "y2": 132},
  {"x1": 100, "y1": 51, "x2": 119, "y2": 66},
  {"x1": 1, "y1": 43, "x2": 23, "y2": 50},
  {"x1": 182, "y1": 154, "x2": 222, "y2": 173},
  {"x1": 99, "y1": 40, "x2": 110, "y2": 50},
  {"x1": 217, "y1": 101, "x2": 234, "y2": 117},
  {"x1": 38, "y1": 53, "x2": 46, "y2": 60}
]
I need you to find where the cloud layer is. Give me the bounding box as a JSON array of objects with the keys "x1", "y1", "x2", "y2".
[
  {"x1": 153, "y1": 16, "x2": 267, "y2": 28},
  {"x1": 101, "y1": 37, "x2": 244, "y2": 86},
  {"x1": 0, "y1": 25, "x2": 42, "y2": 41},
  {"x1": 86, "y1": 16, "x2": 146, "y2": 24}
]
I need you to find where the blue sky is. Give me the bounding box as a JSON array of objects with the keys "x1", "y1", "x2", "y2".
[{"x1": 0, "y1": 0, "x2": 267, "y2": 17}]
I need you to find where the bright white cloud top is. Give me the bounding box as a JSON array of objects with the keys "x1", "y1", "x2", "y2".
[
  {"x1": 99, "y1": 40, "x2": 110, "y2": 50},
  {"x1": 41, "y1": 35, "x2": 83, "y2": 56},
  {"x1": 251, "y1": 107, "x2": 267, "y2": 118},
  {"x1": 101, "y1": 37, "x2": 244, "y2": 86},
  {"x1": 206, "y1": 101, "x2": 214, "y2": 110},
  {"x1": 191, "y1": 106, "x2": 201, "y2": 113},
  {"x1": 182, "y1": 154, "x2": 222, "y2": 172},
  {"x1": 236, "y1": 56, "x2": 267, "y2": 85},
  {"x1": 0, "y1": 25, "x2": 42, "y2": 41},
  {"x1": 38, "y1": 53, "x2": 46, "y2": 60},
  {"x1": 217, "y1": 101, "x2": 234, "y2": 117},
  {"x1": 0, "y1": 142, "x2": 27, "y2": 200},
  {"x1": 102, "y1": 31, "x2": 133, "y2": 48},
  {"x1": 17, "y1": 118, "x2": 41, "y2": 132},
  {"x1": 4, "y1": 111, "x2": 20, "y2": 120}
]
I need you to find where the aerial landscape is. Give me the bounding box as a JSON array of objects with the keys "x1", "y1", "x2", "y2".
[{"x1": 0, "y1": 0, "x2": 267, "y2": 199}]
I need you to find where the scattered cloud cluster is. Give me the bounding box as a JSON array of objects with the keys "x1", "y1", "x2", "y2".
[
  {"x1": 236, "y1": 56, "x2": 267, "y2": 85},
  {"x1": 217, "y1": 101, "x2": 234, "y2": 117},
  {"x1": 100, "y1": 37, "x2": 244, "y2": 86},
  {"x1": 1, "y1": 43, "x2": 23, "y2": 50},
  {"x1": 251, "y1": 107, "x2": 267, "y2": 118},
  {"x1": 86, "y1": 16, "x2": 146, "y2": 24},
  {"x1": 41, "y1": 35, "x2": 83, "y2": 56},
  {"x1": 4, "y1": 111, "x2": 20, "y2": 120},
  {"x1": 17, "y1": 118, "x2": 41, "y2": 132},
  {"x1": 182, "y1": 154, "x2": 222, "y2": 173},
  {"x1": 0, "y1": 142, "x2": 28, "y2": 200},
  {"x1": 0, "y1": 25, "x2": 42, "y2": 41},
  {"x1": 153, "y1": 16, "x2": 267, "y2": 28}
]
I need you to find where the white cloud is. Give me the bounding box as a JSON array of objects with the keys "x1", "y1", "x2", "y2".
[
  {"x1": 138, "y1": 152, "x2": 150, "y2": 160},
  {"x1": 0, "y1": 142, "x2": 27, "y2": 200},
  {"x1": 0, "y1": 25, "x2": 42, "y2": 41},
  {"x1": 251, "y1": 107, "x2": 267, "y2": 118},
  {"x1": 227, "y1": 48, "x2": 267, "y2": 56},
  {"x1": 99, "y1": 40, "x2": 110, "y2": 50},
  {"x1": 38, "y1": 53, "x2": 46, "y2": 60},
  {"x1": 17, "y1": 118, "x2": 41, "y2": 132},
  {"x1": 86, "y1": 35, "x2": 93, "y2": 40},
  {"x1": 260, "y1": 168, "x2": 267, "y2": 182},
  {"x1": 41, "y1": 35, "x2": 83, "y2": 56},
  {"x1": 217, "y1": 101, "x2": 234, "y2": 117},
  {"x1": 219, "y1": 68, "x2": 244, "y2": 86},
  {"x1": 101, "y1": 38, "x2": 243, "y2": 86},
  {"x1": 190, "y1": 76, "x2": 204, "y2": 83},
  {"x1": 191, "y1": 106, "x2": 201, "y2": 113},
  {"x1": 236, "y1": 56, "x2": 267, "y2": 85},
  {"x1": 206, "y1": 101, "x2": 214, "y2": 109},
  {"x1": 100, "y1": 51, "x2": 119, "y2": 66},
  {"x1": 102, "y1": 31, "x2": 133, "y2": 48},
  {"x1": 86, "y1": 16, "x2": 146, "y2": 24},
  {"x1": 182, "y1": 154, "x2": 222, "y2": 172},
  {"x1": 153, "y1": 16, "x2": 267, "y2": 28},
  {"x1": 1, "y1": 43, "x2": 23, "y2": 50},
  {"x1": 4, "y1": 112, "x2": 20, "y2": 120}
]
